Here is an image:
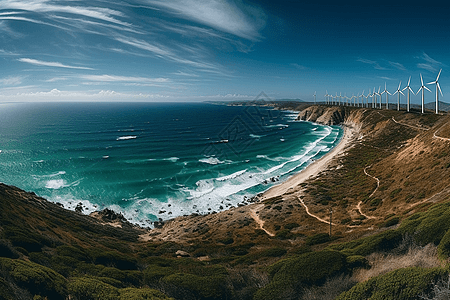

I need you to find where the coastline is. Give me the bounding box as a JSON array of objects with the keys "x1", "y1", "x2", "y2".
[{"x1": 261, "y1": 123, "x2": 356, "y2": 200}]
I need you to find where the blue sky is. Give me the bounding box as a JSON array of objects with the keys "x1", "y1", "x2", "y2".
[{"x1": 0, "y1": 0, "x2": 449, "y2": 102}]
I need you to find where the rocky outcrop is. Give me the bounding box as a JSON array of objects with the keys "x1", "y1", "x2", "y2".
[{"x1": 297, "y1": 105, "x2": 349, "y2": 125}]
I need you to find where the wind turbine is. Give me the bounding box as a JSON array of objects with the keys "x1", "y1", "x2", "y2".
[
  {"x1": 365, "y1": 91, "x2": 370, "y2": 108},
  {"x1": 417, "y1": 74, "x2": 431, "y2": 114},
  {"x1": 325, "y1": 90, "x2": 329, "y2": 104},
  {"x1": 339, "y1": 92, "x2": 342, "y2": 106},
  {"x1": 359, "y1": 90, "x2": 365, "y2": 107},
  {"x1": 381, "y1": 83, "x2": 391, "y2": 110},
  {"x1": 402, "y1": 76, "x2": 414, "y2": 112},
  {"x1": 314, "y1": 91, "x2": 317, "y2": 104},
  {"x1": 372, "y1": 87, "x2": 376, "y2": 108},
  {"x1": 427, "y1": 69, "x2": 443, "y2": 114},
  {"x1": 393, "y1": 81, "x2": 404, "y2": 111},
  {"x1": 377, "y1": 86, "x2": 382, "y2": 109}
]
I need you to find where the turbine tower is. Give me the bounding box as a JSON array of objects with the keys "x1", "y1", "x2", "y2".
[
  {"x1": 393, "y1": 81, "x2": 404, "y2": 111},
  {"x1": 417, "y1": 74, "x2": 431, "y2": 114},
  {"x1": 402, "y1": 76, "x2": 414, "y2": 112},
  {"x1": 377, "y1": 87, "x2": 382, "y2": 109},
  {"x1": 325, "y1": 90, "x2": 329, "y2": 105},
  {"x1": 381, "y1": 83, "x2": 391, "y2": 110},
  {"x1": 359, "y1": 90, "x2": 365, "y2": 108},
  {"x1": 314, "y1": 91, "x2": 317, "y2": 104},
  {"x1": 427, "y1": 69, "x2": 443, "y2": 114}
]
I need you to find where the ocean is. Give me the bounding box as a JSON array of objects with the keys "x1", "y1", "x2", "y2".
[{"x1": 0, "y1": 102, "x2": 342, "y2": 227}]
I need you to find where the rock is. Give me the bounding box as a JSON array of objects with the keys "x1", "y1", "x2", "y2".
[{"x1": 176, "y1": 250, "x2": 190, "y2": 257}]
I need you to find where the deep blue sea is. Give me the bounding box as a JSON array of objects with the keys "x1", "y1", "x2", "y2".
[{"x1": 0, "y1": 102, "x2": 342, "y2": 226}]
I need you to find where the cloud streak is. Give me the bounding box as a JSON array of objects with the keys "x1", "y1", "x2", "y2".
[
  {"x1": 18, "y1": 58, "x2": 94, "y2": 70},
  {"x1": 144, "y1": 0, "x2": 265, "y2": 40},
  {"x1": 357, "y1": 58, "x2": 386, "y2": 70}
]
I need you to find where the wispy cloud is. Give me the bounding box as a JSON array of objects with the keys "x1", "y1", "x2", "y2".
[
  {"x1": 0, "y1": 76, "x2": 23, "y2": 85},
  {"x1": 18, "y1": 58, "x2": 94, "y2": 70},
  {"x1": 291, "y1": 63, "x2": 308, "y2": 70},
  {"x1": 80, "y1": 74, "x2": 169, "y2": 83},
  {"x1": 1, "y1": 0, "x2": 130, "y2": 27},
  {"x1": 357, "y1": 58, "x2": 386, "y2": 70},
  {"x1": 145, "y1": 0, "x2": 265, "y2": 41},
  {"x1": 389, "y1": 61, "x2": 406, "y2": 71},
  {"x1": 416, "y1": 52, "x2": 445, "y2": 73}
]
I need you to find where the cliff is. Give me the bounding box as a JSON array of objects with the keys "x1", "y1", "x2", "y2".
[{"x1": 296, "y1": 105, "x2": 349, "y2": 125}]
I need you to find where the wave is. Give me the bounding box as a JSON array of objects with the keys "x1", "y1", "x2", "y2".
[
  {"x1": 45, "y1": 178, "x2": 82, "y2": 190},
  {"x1": 249, "y1": 134, "x2": 263, "y2": 139},
  {"x1": 265, "y1": 124, "x2": 289, "y2": 128},
  {"x1": 216, "y1": 169, "x2": 247, "y2": 181},
  {"x1": 117, "y1": 136, "x2": 137, "y2": 140},
  {"x1": 199, "y1": 157, "x2": 224, "y2": 165}
]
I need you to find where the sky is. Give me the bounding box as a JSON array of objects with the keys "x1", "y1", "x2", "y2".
[{"x1": 0, "y1": 0, "x2": 449, "y2": 103}]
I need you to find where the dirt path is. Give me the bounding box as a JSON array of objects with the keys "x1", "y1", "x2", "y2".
[
  {"x1": 433, "y1": 126, "x2": 450, "y2": 142},
  {"x1": 390, "y1": 116, "x2": 429, "y2": 131},
  {"x1": 249, "y1": 204, "x2": 275, "y2": 236},
  {"x1": 364, "y1": 165, "x2": 380, "y2": 198},
  {"x1": 356, "y1": 201, "x2": 376, "y2": 219},
  {"x1": 299, "y1": 197, "x2": 336, "y2": 225}
]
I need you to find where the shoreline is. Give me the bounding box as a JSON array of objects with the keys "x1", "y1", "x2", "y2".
[{"x1": 260, "y1": 123, "x2": 356, "y2": 200}]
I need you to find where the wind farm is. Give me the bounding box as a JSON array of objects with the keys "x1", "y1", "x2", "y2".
[{"x1": 318, "y1": 69, "x2": 445, "y2": 114}]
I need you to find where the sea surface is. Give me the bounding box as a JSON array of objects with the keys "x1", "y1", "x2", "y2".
[{"x1": 0, "y1": 102, "x2": 342, "y2": 226}]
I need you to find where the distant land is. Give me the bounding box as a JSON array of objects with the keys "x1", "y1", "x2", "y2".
[{"x1": 2, "y1": 103, "x2": 450, "y2": 300}]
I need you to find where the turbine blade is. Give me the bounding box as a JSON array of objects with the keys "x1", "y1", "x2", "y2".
[
  {"x1": 398, "y1": 81, "x2": 402, "y2": 89},
  {"x1": 420, "y1": 74, "x2": 424, "y2": 86},
  {"x1": 408, "y1": 76, "x2": 411, "y2": 86},
  {"x1": 399, "y1": 90, "x2": 404, "y2": 95},
  {"x1": 437, "y1": 69, "x2": 442, "y2": 81},
  {"x1": 424, "y1": 86, "x2": 432, "y2": 92},
  {"x1": 427, "y1": 81, "x2": 436, "y2": 85},
  {"x1": 437, "y1": 83, "x2": 443, "y2": 96}
]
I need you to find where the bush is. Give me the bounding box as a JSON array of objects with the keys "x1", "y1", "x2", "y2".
[
  {"x1": 254, "y1": 250, "x2": 347, "y2": 300},
  {"x1": 0, "y1": 257, "x2": 67, "y2": 299},
  {"x1": 68, "y1": 276, "x2": 119, "y2": 300},
  {"x1": 118, "y1": 287, "x2": 174, "y2": 300},
  {"x1": 162, "y1": 272, "x2": 228, "y2": 300},
  {"x1": 382, "y1": 217, "x2": 400, "y2": 228},
  {"x1": 335, "y1": 267, "x2": 446, "y2": 300},
  {"x1": 305, "y1": 233, "x2": 331, "y2": 246}
]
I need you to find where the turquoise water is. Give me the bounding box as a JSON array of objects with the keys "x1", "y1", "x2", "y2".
[{"x1": 0, "y1": 102, "x2": 342, "y2": 226}]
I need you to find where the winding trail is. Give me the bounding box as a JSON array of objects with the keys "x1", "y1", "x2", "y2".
[
  {"x1": 433, "y1": 126, "x2": 450, "y2": 142},
  {"x1": 364, "y1": 165, "x2": 380, "y2": 198},
  {"x1": 390, "y1": 116, "x2": 429, "y2": 131},
  {"x1": 356, "y1": 201, "x2": 376, "y2": 220},
  {"x1": 249, "y1": 204, "x2": 275, "y2": 237},
  {"x1": 299, "y1": 197, "x2": 336, "y2": 226}
]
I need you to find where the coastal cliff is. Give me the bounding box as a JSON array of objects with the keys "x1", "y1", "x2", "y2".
[
  {"x1": 2, "y1": 104, "x2": 450, "y2": 300},
  {"x1": 296, "y1": 105, "x2": 349, "y2": 125}
]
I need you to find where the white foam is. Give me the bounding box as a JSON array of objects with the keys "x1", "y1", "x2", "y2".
[
  {"x1": 117, "y1": 136, "x2": 137, "y2": 140},
  {"x1": 249, "y1": 134, "x2": 263, "y2": 139},
  {"x1": 265, "y1": 124, "x2": 289, "y2": 128},
  {"x1": 103, "y1": 156, "x2": 109, "y2": 159},
  {"x1": 216, "y1": 169, "x2": 247, "y2": 181},
  {"x1": 45, "y1": 179, "x2": 66, "y2": 189},
  {"x1": 199, "y1": 157, "x2": 223, "y2": 165},
  {"x1": 164, "y1": 157, "x2": 179, "y2": 162}
]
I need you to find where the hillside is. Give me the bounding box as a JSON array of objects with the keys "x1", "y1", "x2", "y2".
[{"x1": 2, "y1": 105, "x2": 450, "y2": 300}]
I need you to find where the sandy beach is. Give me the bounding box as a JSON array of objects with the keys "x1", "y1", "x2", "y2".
[{"x1": 261, "y1": 123, "x2": 357, "y2": 200}]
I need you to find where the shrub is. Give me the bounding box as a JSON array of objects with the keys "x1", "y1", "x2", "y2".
[
  {"x1": 118, "y1": 287, "x2": 174, "y2": 300},
  {"x1": 382, "y1": 217, "x2": 400, "y2": 228},
  {"x1": 162, "y1": 272, "x2": 228, "y2": 300},
  {"x1": 0, "y1": 257, "x2": 67, "y2": 299},
  {"x1": 335, "y1": 267, "x2": 446, "y2": 300},
  {"x1": 254, "y1": 250, "x2": 347, "y2": 300},
  {"x1": 305, "y1": 233, "x2": 331, "y2": 246},
  {"x1": 67, "y1": 276, "x2": 119, "y2": 300}
]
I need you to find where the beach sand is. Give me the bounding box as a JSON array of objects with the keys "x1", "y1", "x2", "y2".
[{"x1": 261, "y1": 123, "x2": 357, "y2": 200}]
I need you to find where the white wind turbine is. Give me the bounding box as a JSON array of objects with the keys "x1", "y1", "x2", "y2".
[
  {"x1": 325, "y1": 90, "x2": 329, "y2": 104},
  {"x1": 372, "y1": 87, "x2": 376, "y2": 108},
  {"x1": 359, "y1": 90, "x2": 365, "y2": 107},
  {"x1": 402, "y1": 76, "x2": 414, "y2": 112},
  {"x1": 365, "y1": 91, "x2": 370, "y2": 108},
  {"x1": 381, "y1": 83, "x2": 391, "y2": 110},
  {"x1": 417, "y1": 74, "x2": 431, "y2": 114},
  {"x1": 314, "y1": 91, "x2": 317, "y2": 104},
  {"x1": 393, "y1": 81, "x2": 404, "y2": 111},
  {"x1": 339, "y1": 92, "x2": 342, "y2": 106},
  {"x1": 376, "y1": 86, "x2": 382, "y2": 109},
  {"x1": 427, "y1": 69, "x2": 443, "y2": 114}
]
